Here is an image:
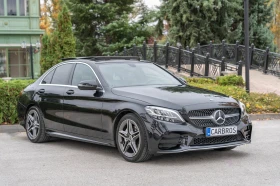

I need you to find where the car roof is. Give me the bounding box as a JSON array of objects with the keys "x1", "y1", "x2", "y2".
[{"x1": 62, "y1": 56, "x2": 141, "y2": 62}]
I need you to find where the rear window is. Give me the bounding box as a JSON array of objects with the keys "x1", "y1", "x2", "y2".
[
  {"x1": 51, "y1": 64, "x2": 74, "y2": 85},
  {"x1": 42, "y1": 70, "x2": 54, "y2": 84}
]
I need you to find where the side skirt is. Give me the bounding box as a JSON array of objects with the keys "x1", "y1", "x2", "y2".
[{"x1": 47, "y1": 131, "x2": 115, "y2": 147}]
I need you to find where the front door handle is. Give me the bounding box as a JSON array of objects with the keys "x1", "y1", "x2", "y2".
[
  {"x1": 38, "y1": 89, "x2": 45, "y2": 94},
  {"x1": 66, "y1": 90, "x2": 74, "y2": 95}
]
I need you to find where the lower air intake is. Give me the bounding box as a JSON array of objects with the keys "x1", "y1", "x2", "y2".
[{"x1": 191, "y1": 134, "x2": 244, "y2": 146}]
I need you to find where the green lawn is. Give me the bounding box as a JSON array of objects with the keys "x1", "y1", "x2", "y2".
[{"x1": 187, "y1": 76, "x2": 280, "y2": 114}]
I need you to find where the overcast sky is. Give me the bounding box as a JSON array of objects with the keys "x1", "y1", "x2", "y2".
[{"x1": 143, "y1": 0, "x2": 161, "y2": 8}]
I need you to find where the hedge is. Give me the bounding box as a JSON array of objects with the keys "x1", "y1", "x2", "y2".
[
  {"x1": 187, "y1": 75, "x2": 245, "y2": 86},
  {"x1": 187, "y1": 76, "x2": 280, "y2": 114},
  {"x1": 0, "y1": 80, "x2": 35, "y2": 124}
]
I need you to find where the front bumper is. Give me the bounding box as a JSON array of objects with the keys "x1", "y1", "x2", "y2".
[
  {"x1": 157, "y1": 140, "x2": 250, "y2": 154},
  {"x1": 143, "y1": 114, "x2": 252, "y2": 154}
]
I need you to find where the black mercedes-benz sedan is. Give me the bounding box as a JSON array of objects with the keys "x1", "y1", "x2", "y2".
[{"x1": 17, "y1": 56, "x2": 252, "y2": 162}]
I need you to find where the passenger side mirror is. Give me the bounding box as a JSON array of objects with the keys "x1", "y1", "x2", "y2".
[{"x1": 78, "y1": 80, "x2": 101, "y2": 91}]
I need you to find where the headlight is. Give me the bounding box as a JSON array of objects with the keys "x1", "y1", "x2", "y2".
[
  {"x1": 145, "y1": 106, "x2": 185, "y2": 123},
  {"x1": 239, "y1": 102, "x2": 247, "y2": 117}
]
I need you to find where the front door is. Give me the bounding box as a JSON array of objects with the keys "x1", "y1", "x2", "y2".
[
  {"x1": 38, "y1": 63, "x2": 74, "y2": 131},
  {"x1": 63, "y1": 63, "x2": 104, "y2": 139}
]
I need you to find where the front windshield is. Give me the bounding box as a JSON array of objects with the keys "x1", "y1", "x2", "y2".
[{"x1": 97, "y1": 63, "x2": 182, "y2": 87}]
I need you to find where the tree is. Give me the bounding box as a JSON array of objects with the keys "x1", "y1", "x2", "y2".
[
  {"x1": 157, "y1": 0, "x2": 243, "y2": 47},
  {"x1": 100, "y1": 15, "x2": 151, "y2": 54},
  {"x1": 40, "y1": 0, "x2": 51, "y2": 34},
  {"x1": 154, "y1": 0, "x2": 172, "y2": 40},
  {"x1": 40, "y1": 0, "x2": 62, "y2": 33},
  {"x1": 67, "y1": 0, "x2": 152, "y2": 56},
  {"x1": 40, "y1": 34, "x2": 50, "y2": 73},
  {"x1": 246, "y1": 0, "x2": 275, "y2": 50},
  {"x1": 270, "y1": 0, "x2": 280, "y2": 51},
  {"x1": 40, "y1": 31, "x2": 61, "y2": 73},
  {"x1": 156, "y1": 0, "x2": 275, "y2": 50},
  {"x1": 40, "y1": 4, "x2": 76, "y2": 73},
  {"x1": 99, "y1": 0, "x2": 153, "y2": 54},
  {"x1": 57, "y1": 5, "x2": 76, "y2": 59}
]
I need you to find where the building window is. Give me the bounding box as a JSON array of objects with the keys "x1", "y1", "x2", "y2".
[
  {"x1": 1, "y1": 0, "x2": 29, "y2": 16},
  {"x1": 7, "y1": 0, "x2": 17, "y2": 16},
  {"x1": 8, "y1": 48, "x2": 31, "y2": 78},
  {"x1": 0, "y1": 0, "x2": 4, "y2": 16},
  {"x1": 20, "y1": 0, "x2": 29, "y2": 16}
]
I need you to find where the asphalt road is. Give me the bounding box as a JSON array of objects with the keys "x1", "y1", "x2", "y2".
[{"x1": 1, "y1": 120, "x2": 280, "y2": 186}]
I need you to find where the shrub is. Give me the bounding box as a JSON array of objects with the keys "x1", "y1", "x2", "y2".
[
  {"x1": 187, "y1": 77, "x2": 215, "y2": 84},
  {"x1": 188, "y1": 79, "x2": 280, "y2": 114},
  {"x1": 216, "y1": 75, "x2": 244, "y2": 86},
  {"x1": 0, "y1": 80, "x2": 35, "y2": 124},
  {"x1": 187, "y1": 75, "x2": 244, "y2": 86}
]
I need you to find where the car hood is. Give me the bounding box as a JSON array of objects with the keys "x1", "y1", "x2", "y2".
[{"x1": 111, "y1": 85, "x2": 239, "y2": 110}]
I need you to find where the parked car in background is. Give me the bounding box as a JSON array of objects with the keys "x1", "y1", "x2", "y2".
[{"x1": 17, "y1": 56, "x2": 252, "y2": 162}]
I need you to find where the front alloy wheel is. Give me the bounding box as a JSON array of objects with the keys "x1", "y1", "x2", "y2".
[
  {"x1": 116, "y1": 114, "x2": 152, "y2": 162},
  {"x1": 118, "y1": 119, "x2": 141, "y2": 158}
]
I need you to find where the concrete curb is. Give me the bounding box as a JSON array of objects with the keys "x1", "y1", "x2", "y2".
[
  {"x1": 1, "y1": 114, "x2": 280, "y2": 134},
  {"x1": 249, "y1": 114, "x2": 280, "y2": 121},
  {"x1": 0, "y1": 124, "x2": 25, "y2": 133}
]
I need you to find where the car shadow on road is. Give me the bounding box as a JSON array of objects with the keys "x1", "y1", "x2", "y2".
[{"x1": 39, "y1": 137, "x2": 250, "y2": 165}]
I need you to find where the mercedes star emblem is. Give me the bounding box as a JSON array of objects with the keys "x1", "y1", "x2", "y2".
[{"x1": 212, "y1": 110, "x2": 226, "y2": 125}]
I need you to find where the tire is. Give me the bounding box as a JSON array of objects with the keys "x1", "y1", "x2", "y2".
[
  {"x1": 214, "y1": 146, "x2": 236, "y2": 151},
  {"x1": 25, "y1": 106, "x2": 50, "y2": 143},
  {"x1": 116, "y1": 113, "x2": 152, "y2": 162}
]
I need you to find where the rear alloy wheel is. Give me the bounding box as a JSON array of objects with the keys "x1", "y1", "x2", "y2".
[
  {"x1": 26, "y1": 106, "x2": 50, "y2": 143},
  {"x1": 26, "y1": 109, "x2": 40, "y2": 140},
  {"x1": 116, "y1": 114, "x2": 152, "y2": 162}
]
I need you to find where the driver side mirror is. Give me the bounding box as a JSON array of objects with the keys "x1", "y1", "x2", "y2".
[{"x1": 78, "y1": 80, "x2": 102, "y2": 91}]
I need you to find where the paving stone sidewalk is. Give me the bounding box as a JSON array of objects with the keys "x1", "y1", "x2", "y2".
[
  {"x1": 242, "y1": 68, "x2": 280, "y2": 95},
  {"x1": 166, "y1": 67, "x2": 280, "y2": 95}
]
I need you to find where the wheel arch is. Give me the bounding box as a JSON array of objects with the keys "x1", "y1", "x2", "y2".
[
  {"x1": 113, "y1": 108, "x2": 146, "y2": 146},
  {"x1": 23, "y1": 103, "x2": 42, "y2": 127}
]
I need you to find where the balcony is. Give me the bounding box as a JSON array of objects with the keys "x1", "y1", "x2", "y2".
[{"x1": 0, "y1": 16, "x2": 42, "y2": 34}]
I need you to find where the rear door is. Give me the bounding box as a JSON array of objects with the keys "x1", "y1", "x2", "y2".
[
  {"x1": 63, "y1": 63, "x2": 104, "y2": 139},
  {"x1": 37, "y1": 63, "x2": 74, "y2": 131}
]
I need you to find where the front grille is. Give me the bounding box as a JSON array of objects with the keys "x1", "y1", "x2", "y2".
[
  {"x1": 188, "y1": 108, "x2": 240, "y2": 117},
  {"x1": 188, "y1": 108, "x2": 240, "y2": 127},
  {"x1": 191, "y1": 133, "x2": 244, "y2": 146}
]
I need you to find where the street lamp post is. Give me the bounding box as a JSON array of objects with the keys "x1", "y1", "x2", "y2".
[
  {"x1": 21, "y1": 41, "x2": 41, "y2": 79},
  {"x1": 244, "y1": 0, "x2": 250, "y2": 93}
]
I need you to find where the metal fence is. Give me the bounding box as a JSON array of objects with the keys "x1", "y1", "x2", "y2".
[
  {"x1": 192, "y1": 40, "x2": 280, "y2": 77},
  {"x1": 117, "y1": 41, "x2": 243, "y2": 79},
  {"x1": 118, "y1": 40, "x2": 280, "y2": 78}
]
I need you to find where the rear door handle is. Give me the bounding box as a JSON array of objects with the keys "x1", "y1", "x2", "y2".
[
  {"x1": 66, "y1": 90, "x2": 74, "y2": 95},
  {"x1": 38, "y1": 89, "x2": 45, "y2": 94}
]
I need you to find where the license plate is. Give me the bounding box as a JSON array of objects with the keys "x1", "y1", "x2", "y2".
[{"x1": 206, "y1": 126, "x2": 237, "y2": 137}]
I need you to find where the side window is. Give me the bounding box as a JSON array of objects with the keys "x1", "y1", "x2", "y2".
[
  {"x1": 71, "y1": 64, "x2": 97, "y2": 86},
  {"x1": 51, "y1": 64, "x2": 74, "y2": 85},
  {"x1": 41, "y1": 69, "x2": 55, "y2": 84}
]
